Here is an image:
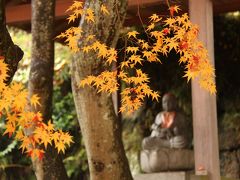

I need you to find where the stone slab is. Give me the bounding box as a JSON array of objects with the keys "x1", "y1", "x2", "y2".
[
  {"x1": 135, "y1": 173, "x2": 240, "y2": 180},
  {"x1": 189, "y1": 175, "x2": 208, "y2": 180},
  {"x1": 134, "y1": 172, "x2": 188, "y2": 180},
  {"x1": 140, "y1": 149, "x2": 194, "y2": 173}
]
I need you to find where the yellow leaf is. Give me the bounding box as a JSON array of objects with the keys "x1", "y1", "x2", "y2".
[
  {"x1": 148, "y1": 53, "x2": 161, "y2": 63},
  {"x1": 141, "y1": 42, "x2": 150, "y2": 50},
  {"x1": 151, "y1": 92, "x2": 160, "y2": 101},
  {"x1": 46, "y1": 121, "x2": 54, "y2": 132},
  {"x1": 66, "y1": 1, "x2": 83, "y2": 12},
  {"x1": 15, "y1": 130, "x2": 24, "y2": 140},
  {"x1": 86, "y1": 35, "x2": 95, "y2": 41},
  {"x1": 60, "y1": 132, "x2": 73, "y2": 147},
  {"x1": 40, "y1": 130, "x2": 52, "y2": 149},
  {"x1": 12, "y1": 90, "x2": 28, "y2": 111},
  {"x1": 56, "y1": 141, "x2": 66, "y2": 153},
  {"x1": 30, "y1": 94, "x2": 41, "y2": 108},
  {"x1": 118, "y1": 71, "x2": 127, "y2": 79},
  {"x1": 19, "y1": 137, "x2": 31, "y2": 153},
  {"x1": 0, "y1": 80, "x2": 5, "y2": 91},
  {"x1": 97, "y1": 43, "x2": 108, "y2": 58},
  {"x1": 79, "y1": 75, "x2": 96, "y2": 87},
  {"x1": 106, "y1": 55, "x2": 117, "y2": 64},
  {"x1": 56, "y1": 32, "x2": 67, "y2": 39},
  {"x1": 67, "y1": 14, "x2": 77, "y2": 24},
  {"x1": 10, "y1": 82, "x2": 24, "y2": 93},
  {"x1": 52, "y1": 132, "x2": 60, "y2": 145},
  {"x1": 85, "y1": 8, "x2": 95, "y2": 23},
  {"x1": 0, "y1": 60, "x2": 8, "y2": 82},
  {"x1": 3, "y1": 123, "x2": 15, "y2": 137},
  {"x1": 120, "y1": 61, "x2": 130, "y2": 69},
  {"x1": 101, "y1": 5, "x2": 110, "y2": 15},
  {"x1": 72, "y1": 27, "x2": 83, "y2": 36},
  {"x1": 142, "y1": 51, "x2": 152, "y2": 58},
  {"x1": 73, "y1": 9, "x2": 84, "y2": 17},
  {"x1": 6, "y1": 113, "x2": 18, "y2": 124},
  {"x1": 65, "y1": 35, "x2": 79, "y2": 52},
  {"x1": 126, "y1": 47, "x2": 139, "y2": 54},
  {"x1": 169, "y1": 5, "x2": 181, "y2": 16},
  {"x1": 82, "y1": 46, "x2": 92, "y2": 53},
  {"x1": 167, "y1": 40, "x2": 179, "y2": 52},
  {"x1": 129, "y1": 55, "x2": 143, "y2": 65},
  {"x1": 127, "y1": 31, "x2": 139, "y2": 39},
  {"x1": 146, "y1": 23, "x2": 155, "y2": 32},
  {"x1": 164, "y1": 17, "x2": 176, "y2": 27},
  {"x1": 150, "y1": 31, "x2": 163, "y2": 39},
  {"x1": 183, "y1": 69, "x2": 198, "y2": 82},
  {"x1": 149, "y1": 14, "x2": 161, "y2": 23}
]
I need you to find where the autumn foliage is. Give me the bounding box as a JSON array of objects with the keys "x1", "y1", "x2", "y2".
[
  {"x1": 0, "y1": 0, "x2": 217, "y2": 160},
  {"x1": 0, "y1": 56, "x2": 72, "y2": 159},
  {"x1": 58, "y1": 1, "x2": 216, "y2": 114}
]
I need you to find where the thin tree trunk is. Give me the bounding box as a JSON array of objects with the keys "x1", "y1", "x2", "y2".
[
  {"x1": 71, "y1": 1, "x2": 133, "y2": 179},
  {"x1": 0, "y1": 0, "x2": 23, "y2": 84},
  {"x1": 29, "y1": 0, "x2": 68, "y2": 179}
]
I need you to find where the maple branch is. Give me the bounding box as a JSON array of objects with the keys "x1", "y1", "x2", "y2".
[
  {"x1": 166, "y1": 0, "x2": 171, "y2": 8},
  {"x1": 123, "y1": 36, "x2": 128, "y2": 63},
  {"x1": 0, "y1": 0, "x2": 23, "y2": 84},
  {"x1": 136, "y1": 0, "x2": 151, "y2": 42},
  {"x1": 136, "y1": 0, "x2": 145, "y2": 29}
]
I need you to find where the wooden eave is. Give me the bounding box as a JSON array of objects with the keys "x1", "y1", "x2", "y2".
[{"x1": 5, "y1": 0, "x2": 240, "y2": 35}]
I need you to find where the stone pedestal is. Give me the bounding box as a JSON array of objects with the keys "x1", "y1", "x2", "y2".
[
  {"x1": 134, "y1": 172, "x2": 234, "y2": 180},
  {"x1": 140, "y1": 148, "x2": 194, "y2": 173},
  {"x1": 134, "y1": 172, "x2": 188, "y2": 180},
  {"x1": 134, "y1": 172, "x2": 209, "y2": 180}
]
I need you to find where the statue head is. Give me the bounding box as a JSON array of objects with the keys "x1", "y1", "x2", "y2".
[{"x1": 162, "y1": 93, "x2": 177, "y2": 111}]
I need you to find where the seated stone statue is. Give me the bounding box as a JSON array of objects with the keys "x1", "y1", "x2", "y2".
[
  {"x1": 142, "y1": 93, "x2": 189, "y2": 149},
  {"x1": 140, "y1": 93, "x2": 194, "y2": 172}
]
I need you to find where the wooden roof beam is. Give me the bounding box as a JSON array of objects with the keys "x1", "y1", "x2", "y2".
[
  {"x1": 6, "y1": 0, "x2": 73, "y2": 24},
  {"x1": 5, "y1": 0, "x2": 240, "y2": 25},
  {"x1": 6, "y1": 3, "x2": 31, "y2": 24},
  {"x1": 213, "y1": 0, "x2": 240, "y2": 14},
  {"x1": 128, "y1": 0, "x2": 164, "y2": 7},
  {"x1": 6, "y1": 0, "x2": 165, "y2": 24}
]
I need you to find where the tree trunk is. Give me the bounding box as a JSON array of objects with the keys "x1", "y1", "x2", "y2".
[
  {"x1": 0, "y1": 0, "x2": 23, "y2": 84},
  {"x1": 71, "y1": 1, "x2": 133, "y2": 179},
  {"x1": 29, "y1": 0, "x2": 68, "y2": 179}
]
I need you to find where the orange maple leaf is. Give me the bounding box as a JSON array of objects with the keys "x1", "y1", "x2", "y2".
[
  {"x1": 169, "y1": 5, "x2": 181, "y2": 16},
  {"x1": 3, "y1": 123, "x2": 15, "y2": 137}
]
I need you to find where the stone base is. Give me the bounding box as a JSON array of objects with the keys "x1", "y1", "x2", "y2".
[
  {"x1": 134, "y1": 172, "x2": 210, "y2": 180},
  {"x1": 134, "y1": 172, "x2": 233, "y2": 180},
  {"x1": 134, "y1": 172, "x2": 190, "y2": 180},
  {"x1": 140, "y1": 148, "x2": 194, "y2": 172}
]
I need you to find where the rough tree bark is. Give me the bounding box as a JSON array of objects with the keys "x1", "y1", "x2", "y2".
[
  {"x1": 0, "y1": 0, "x2": 23, "y2": 83},
  {"x1": 71, "y1": 1, "x2": 133, "y2": 180},
  {"x1": 28, "y1": 0, "x2": 68, "y2": 179}
]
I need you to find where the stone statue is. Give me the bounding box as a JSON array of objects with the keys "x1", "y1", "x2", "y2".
[
  {"x1": 140, "y1": 93, "x2": 194, "y2": 172},
  {"x1": 142, "y1": 93, "x2": 189, "y2": 150}
]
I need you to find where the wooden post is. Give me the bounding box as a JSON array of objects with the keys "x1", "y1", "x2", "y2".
[{"x1": 189, "y1": 0, "x2": 220, "y2": 180}]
